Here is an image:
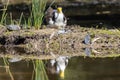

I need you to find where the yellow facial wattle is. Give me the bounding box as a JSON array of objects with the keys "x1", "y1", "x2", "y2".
[{"x1": 57, "y1": 7, "x2": 62, "y2": 13}]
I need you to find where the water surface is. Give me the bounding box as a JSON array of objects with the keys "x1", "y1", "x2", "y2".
[{"x1": 0, "y1": 56, "x2": 120, "y2": 80}]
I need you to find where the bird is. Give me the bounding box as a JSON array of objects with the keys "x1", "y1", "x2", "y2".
[
  {"x1": 55, "y1": 56, "x2": 68, "y2": 78},
  {"x1": 45, "y1": 7, "x2": 67, "y2": 30},
  {"x1": 47, "y1": 56, "x2": 69, "y2": 79}
]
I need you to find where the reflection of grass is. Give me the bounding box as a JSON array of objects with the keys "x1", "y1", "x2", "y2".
[
  {"x1": 2, "y1": 57, "x2": 14, "y2": 80},
  {"x1": 33, "y1": 60, "x2": 48, "y2": 80}
]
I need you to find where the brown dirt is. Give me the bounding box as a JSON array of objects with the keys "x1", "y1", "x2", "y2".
[{"x1": 0, "y1": 25, "x2": 120, "y2": 58}]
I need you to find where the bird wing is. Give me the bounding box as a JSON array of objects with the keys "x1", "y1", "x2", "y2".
[
  {"x1": 45, "y1": 7, "x2": 55, "y2": 24},
  {"x1": 45, "y1": 7, "x2": 54, "y2": 16},
  {"x1": 63, "y1": 15, "x2": 67, "y2": 24},
  {"x1": 52, "y1": 10, "x2": 57, "y2": 22}
]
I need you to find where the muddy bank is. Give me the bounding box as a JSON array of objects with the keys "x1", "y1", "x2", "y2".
[
  {"x1": 0, "y1": 25, "x2": 120, "y2": 58},
  {"x1": 0, "y1": 25, "x2": 120, "y2": 47}
]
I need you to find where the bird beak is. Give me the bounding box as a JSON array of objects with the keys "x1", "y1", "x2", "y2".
[
  {"x1": 57, "y1": 7, "x2": 62, "y2": 13},
  {"x1": 60, "y1": 70, "x2": 65, "y2": 79}
]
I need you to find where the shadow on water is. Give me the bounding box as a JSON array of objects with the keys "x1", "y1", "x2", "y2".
[
  {"x1": 0, "y1": 55, "x2": 120, "y2": 80},
  {"x1": 68, "y1": 14, "x2": 120, "y2": 28}
]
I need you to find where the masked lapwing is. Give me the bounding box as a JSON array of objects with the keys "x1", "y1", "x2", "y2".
[
  {"x1": 45, "y1": 7, "x2": 67, "y2": 30},
  {"x1": 48, "y1": 56, "x2": 69, "y2": 79}
]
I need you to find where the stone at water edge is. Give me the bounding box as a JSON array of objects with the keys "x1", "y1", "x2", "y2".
[
  {"x1": 57, "y1": 29, "x2": 71, "y2": 34},
  {"x1": 8, "y1": 57, "x2": 22, "y2": 62},
  {"x1": 84, "y1": 33, "x2": 91, "y2": 44},
  {"x1": 57, "y1": 29, "x2": 67, "y2": 34},
  {"x1": 6, "y1": 24, "x2": 21, "y2": 31}
]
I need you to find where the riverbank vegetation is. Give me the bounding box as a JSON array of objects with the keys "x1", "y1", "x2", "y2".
[{"x1": 0, "y1": 0, "x2": 48, "y2": 29}]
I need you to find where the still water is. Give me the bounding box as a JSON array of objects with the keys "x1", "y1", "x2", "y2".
[{"x1": 0, "y1": 56, "x2": 120, "y2": 80}]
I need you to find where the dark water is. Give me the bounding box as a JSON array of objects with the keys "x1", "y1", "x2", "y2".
[
  {"x1": 68, "y1": 14, "x2": 120, "y2": 28},
  {"x1": 0, "y1": 56, "x2": 120, "y2": 80}
]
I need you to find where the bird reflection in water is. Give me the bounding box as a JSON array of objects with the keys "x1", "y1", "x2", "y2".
[{"x1": 47, "y1": 56, "x2": 69, "y2": 79}]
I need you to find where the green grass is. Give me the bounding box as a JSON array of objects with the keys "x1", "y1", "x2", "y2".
[
  {"x1": 88, "y1": 26, "x2": 120, "y2": 36},
  {"x1": 0, "y1": 1, "x2": 9, "y2": 25},
  {"x1": 0, "y1": 0, "x2": 48, "y2": 30},
  {"x1": 33, "y1": 60, "x2": 48, "y2": 80},
  {"x1": 28, "y1": 0, "x2": 48, "y2": 29}
]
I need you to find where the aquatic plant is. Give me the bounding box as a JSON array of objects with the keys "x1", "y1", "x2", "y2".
[
  {"x1": 33, "y1": 60, "x2": 48, "y2": 80},
  {"x1": 28, "y1": 0, "x2": 48, "y2": 29},
  {"x1": 0, "y1": 0, "x2": 9, "y2": 25},
  {"x1": 18, "y1": 13, "x2": 23, "y2": 25},
  {"x1": 9, "y1": 12, "x2": 23, "y2": 25},
  {"x1": 2, "y1": 57, "x2": 14, "y2": 80}
]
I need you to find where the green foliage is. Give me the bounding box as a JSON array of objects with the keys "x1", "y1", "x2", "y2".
[
  {"x1": 2, "y1": 57, "x2": 14, "y2": 80},
  {"x1": 0, "y1": 1, "x2": 9, "y2": 25},
  {"x1": 0, "y1": 0, "x2": 48, "y2": 30},
  {"x1": 28, "y1": 0, "x2": 48, "y2": 29},
  {"x1": 33, "y1": 60, "x2": 48, "y2": 80},
  {"x1": 18, "y1": 13, "x2": 23, "y2": 25}
]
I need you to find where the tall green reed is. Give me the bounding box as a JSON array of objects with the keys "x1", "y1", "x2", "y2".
[
  {"x1": 0, "y1": 0, "x2": 9, "y2": 25},
  {"x1": 29, "y1": 0, "x2": 47, "y2": 29},
  {"x1": 33, "y1": 60, "x2": 48, "y2": 80}
]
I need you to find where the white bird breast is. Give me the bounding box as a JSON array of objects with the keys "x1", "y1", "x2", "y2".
[
  {"x1": 55, "y1": 13, "x2": 64, "y2": 22},
  {"x1": 54, "y1": 12, "x2": 66, "y2": 27}
]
